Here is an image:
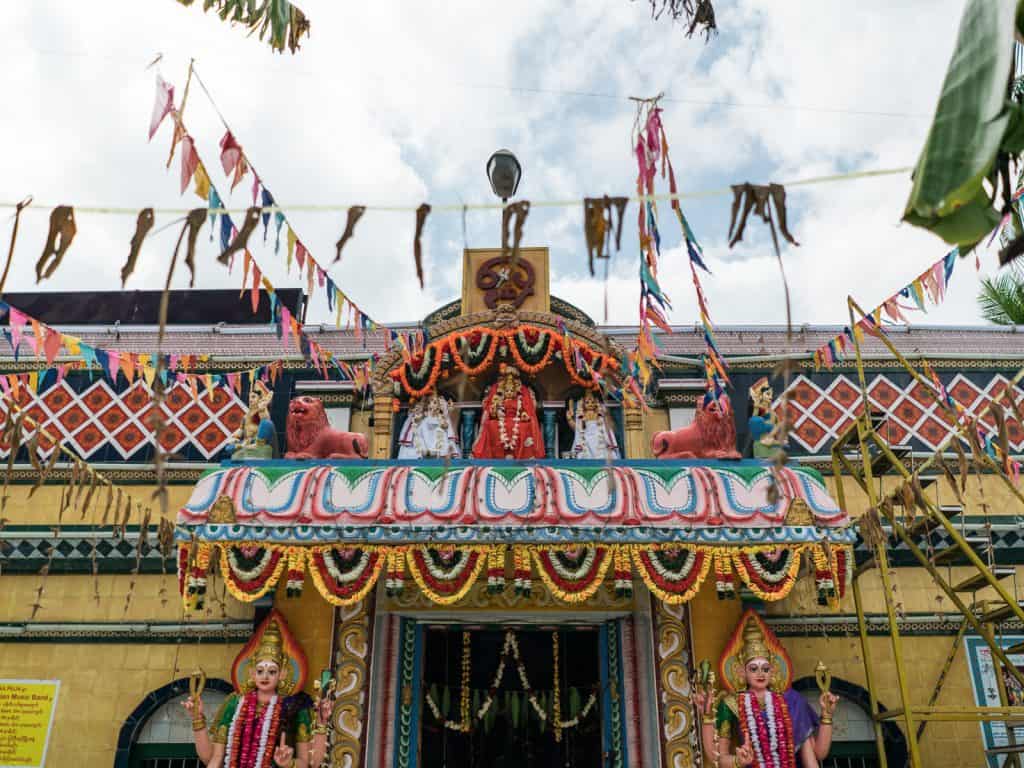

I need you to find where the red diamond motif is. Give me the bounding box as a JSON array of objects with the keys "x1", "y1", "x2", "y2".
[
  {"x1": 12, "y1": 388, "x2": 32, "y2": 407},
  {"x1": 878, "y1": 420, "x2": 909, "y2": 445},
  {"x1": 25, "y1": 404, "x2": 47, "y2": 427},
  {"x1": 163, "y1": 386, "x2": 191, "y2": 414},
  {"x1": 829, "y1": 379, "x2": 860, "y2": 409},
  {"x1": 907, "y1": 381, "x2": 938, "y2": 410},
  {"x1": 773, "y1": 401, "x2": 802, "y2": 427},
  {"x1": 201, "y1": 387, "x2": 231, "y2": 411},
  {"x1": 81, "y1": 386, "x2": 113, "y2": 413},
  {"x1": 122, "y1": 386, "x2": 151, "y2": 414},
  {"x1": 98, "y1": 404, "x2": 130, "y2": 432},
  {"x1": 1007, "y1": 420, "x2": 1023, "y2": 447},
  {"x1": 36, "y1": 430, "x2": 56, "y2": 451},
  {"x1": 893, "y1": 398, "x2": 925, "y2": 427},
  {"x1": 41, "y1": 385, "x2": 72, "y2": 414},
  {"x1": 73, "y1": 423, "x2": 105, "y2": 454},
  {"x1": 918, "y1": 417, "x2": 950, "y2": 447},
  {"x1": 179, "y1": 404, "x2": 209, "y2": 432},
  {"x1": 220, "y1": 404, "x2": 245, "y2": 433},
  {"x1": 158, "y1": 423, "x2": 187, "y2": 452},
  {"x1": 791, "y1": 381, "x2": 821, "y2": 409},
  {"x1": 196, "y1": 424, "x2": 229, "y2": 454},
  {"x1": 114, "y1": 424, "x2": 147, "y2": 454},
  {"x1": 869, "y1": 379, "x2": 900, "y2": 408},
  {"x1": 834, "y1": 415, "x2": 855, "y2": 437},
  {"x1": 811, "y1": 399, "x2": 844, "y2": 429},
  {"x1": 950, "y1": 379, "x2": 981, "y2": 409},
  {"x1": 57, "y1": 404, "x2": 89, "y2": 433},
  {"x1": 794, "y1": 419, "x2": 827, "y2": 450}
]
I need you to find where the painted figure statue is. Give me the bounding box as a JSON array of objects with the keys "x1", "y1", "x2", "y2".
[
  {"x1": 397, "y1": 392, "x2": 461, "y2": 459},
  {"x1": 227, "y1": 380, "x2": 277, "y2": 460},
  {"x1": 182, "y1": 610, "x2": 332, "y2": 768},
  {"x1": 284, "y1": 395, "x2": 368, "y2": 459},
  {"x1": 567, "y1": 390, "x2": 620, "y2": 460},
  {"x1": 748, "y1": 377, "x2": 783, "y2": 460},
  {"x1": 693, "y1": 610, "x2": 838, "y2": 768},
  {"x1": 651, "y1": 394, "x2": 741, "y2": 460},
  {"x1": 471, "y1": 363, "x2": 545, "y2": 460}
]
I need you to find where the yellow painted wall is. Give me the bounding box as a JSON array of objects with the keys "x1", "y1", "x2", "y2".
[
  {"x1": 0, "y1": 639, "x2": 244, "y2": 768},
  {"x1": 688, "y1": 578, "x2": 743, "y2": 668},
  {"x1": 2, "y1": 483, "x2": 193, "y2": 526},
  {"x1": 273, "y1": 576, "x2": 335, "y2": 682}
]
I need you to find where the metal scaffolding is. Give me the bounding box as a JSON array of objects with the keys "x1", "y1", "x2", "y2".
[{"x1": 830, "y1": 298, "x2": 1024, "y2": 768}]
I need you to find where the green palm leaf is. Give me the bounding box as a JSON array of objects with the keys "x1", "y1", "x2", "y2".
[
  {"x1": 176, "y1": 0, "x2": 310, "y2": 53},
  {"x1": 978, "y1": 266, "x2": 1024, "y2": 324}
]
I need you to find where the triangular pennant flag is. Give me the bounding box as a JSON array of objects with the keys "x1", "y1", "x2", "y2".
[
  {"x1": 148, "y1": 75, "x2": 175, "y2": 140},
  {"x1": 43, "y1": 328, "x2": 63, "y2": 366},
  {"x1": 122, "y1": 353, "x2": 137, "y2": 383},
  {"x1": 193, "y1": 162, "x2": 211, "y2": 201},
  {"x1": 180, "y1": 135, "x2": 199, "y2": 195},
  {"x1": 295, "y1": 241, "x2": 306, "y2": 271},
  {"x1": 260, "y1": 189, "x2": 274, "y2": 240},
  {"x1": 142, "y1": 365, "x2": 156, "y2": 387},
  {"x1": 251, "y1": 265, "x2": 262, "y2": 314},
  {"x1": 219, "y1": 131, "x2": 242, "y2": 177},
  {"x1": 208, "y1": 188, "x2": 223, "y2": 235},
  {"x1": 286, "y1": 227, "x2": 297, "y2": 273},
  {"x1": 106, "y1": 350, "x2": 120, "y2": 381},
  {"x1": 188, "y1": 376, "x2": 198, "y2": 401}
]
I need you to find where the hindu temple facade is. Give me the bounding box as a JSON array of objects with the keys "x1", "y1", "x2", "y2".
[{"x1": 1, "y1": 248, "x2": 1022, "y2": 768}]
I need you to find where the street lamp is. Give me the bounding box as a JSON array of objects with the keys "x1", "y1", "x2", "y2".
[{"x1": 486, "y1": 149, "x2": 522, "y2": 202}]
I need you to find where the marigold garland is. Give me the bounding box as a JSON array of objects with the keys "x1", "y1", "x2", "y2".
[
  {"x1": 529, "y1": 544, "x2": 614, "y2": 603},
  {"x1": 220, "y1": 543, "x2": 291, "y2": 602},
  {"x1": 732, "y1": 545, "x2": 807, "y2": 602},
  {"x1": 447, "y1": 330, "x2": 498, "y2": 377},
  {"x1": 486, "y1": 544, "x2": 506, "y2": 593},
  {"x1": 631, "y1": 544, "x2": 711, "y2": 604},
  {"x1": 714, "y1": 548, "x2": 736, "y2": 600},
  {"x1": 397, "y1": 346, "x2": 442, "y2": 399},
  {"x1": 507, "y1": 327, "x2": 557, "y2": 375},
  {"x1": 307, "y1": 545, "x2": 384, "y2": 606},
  {"x1": 406, "y1": 546, "x2": 489, "y2": 605}
]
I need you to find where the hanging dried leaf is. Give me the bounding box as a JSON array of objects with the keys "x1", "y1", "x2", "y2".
[
  {"x1": 642, "y1": 0, "x2": 717, "y2": 40},
  {"x1": 35, "y1": 206, "x2": 77, "y2": 282},
  {"x1": 942, "y1": 463, "x2": 965, "y2": 506},
  {"x1": 120, "y1": 208, "x2": 155, "y2": 288},
  {"x1": 101, "y1": 483, "x2": 114, "y2": 526},
  {"x1": 952, "y1": 439, "x2": 969, "y2": 492},
  {"x1": 217, "y1": 206, "x2": 261, "y2": 266},
  {"x1": 728, "y1": 183, "x2": 799, "y2": 251},
  {"x1": 335, "y1": 205, "x2": 366, "y2": 262},
  {"x1": 991, "y1": 405, "x2": 1012, "y2": 463},
  {"x1": 80, "y1": 472, "x2": 98, "y2": 521},
  {"x1": 29, "y1": 562, "x2": 50, "y2": 620},
  {"x1": 500, "y1": 201, "x2": 530, "y2": 265},
  {"x1": 183, "y1": 207, "x2": 206, "y2": 288},
  {"x1": 860, "y1": 507, "x2": 886, "y2": 551},
  {"x1": 413, "y1": 203, "x2": 431, "y2": 289}
]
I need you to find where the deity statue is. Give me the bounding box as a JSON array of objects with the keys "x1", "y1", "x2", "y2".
[
  {"x1": 566, "y1": 390, "x2": 620, "y2": 460},
  {"x1": 227, "y1": 380, "x2": 277, "y2": 460},
  {"x1": 182, "y1": 610, "x2": 332, "y2": 768},
  {"x1": 397, "y1": 392, "x2": 461, "y2": 459},
  {"x1": 471, "y1": 363, "x2": 545, "y2": 460},
  {"x1": 693, "y1": 610, "x2": 838, "y2": 768},
  {"x1": 748, "y1": 377, "x2": 783, "y2": 460}
]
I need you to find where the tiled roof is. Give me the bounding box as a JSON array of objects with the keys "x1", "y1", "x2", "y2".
[{"x1": 1, "y1": 323, "x2": 1021, "y2": 362}]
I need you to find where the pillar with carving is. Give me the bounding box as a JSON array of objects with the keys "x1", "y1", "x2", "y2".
[{"x1": 371, "y1": 394, "x2": 394, "y2": 459}]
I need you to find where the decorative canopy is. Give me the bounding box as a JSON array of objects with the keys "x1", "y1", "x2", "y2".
[{"x1": 175, "y1": 459, "x2": 853, "y2": 610}]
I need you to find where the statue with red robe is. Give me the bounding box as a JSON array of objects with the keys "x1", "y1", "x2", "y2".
[{"x1": 472, "y1": 364, "x2": 545, "y2": 460}]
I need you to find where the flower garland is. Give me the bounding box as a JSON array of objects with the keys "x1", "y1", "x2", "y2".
[
  {"x1": 397, "y1": 346, "x2": 442, "y2": 399},
  {"x1": 486, "y1": 545, "x2": 506, "y2": 593},
  {"x1": 307, "y1": 546, "x2": 383, "y2": 606},
  {"x1": 632, "y1": 545, "x2": 711, "y2": 604},
  {"x1": 220, "y1": 544, "x2": 289, "y2": 602},
  {"x1": 406, "y1": 546, "x2": 488, "y2": 605},
  {"x1": 737, "y1": 690, "x2": 794, "y2": 768},
  {"x1": 508, "y1": 631, "x2": 597, "y2": 729},
  {"x1": 732, "y1": 546, "x2": 805, "y2": 602},
  {"x1": 714, "y1": 549, "x2": 736, "y2": 600},
  {"x1": 508, "y1": 328, "x2": 556, "y2": 374},
  {"x1": 183, "y1": 542, "x2": 213, "y2": 609},
  {"x1": 530, "y1": 545, "x2": 614, "y2": 603},
  {"x1": 226, "y1": 691, "x2": 280, "y2": 768},
  {"x1": 448, "y1": 330, "x2": 497, "y2": 376},
  {"x1": 513, "y1": 545, "x2": 532, "y2": 596},
  {"x1": 552, "y1": 631, "x2": 563, "y2": 743},
  {"x1": 285, "y1": 547, "x2": 305, "y2": 597},
  {"x1": 385, "y1": 547, "x2": 407, "y2": 596},
  {"x1": 612, "y1": 546, "x2": 633, "y2": 598}
]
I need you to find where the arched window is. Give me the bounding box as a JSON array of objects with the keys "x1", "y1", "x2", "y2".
[
  {"x1": 115, "y1": 677, "x2": 233, "y2": 768},
  {"x1": 792, "y1": 675, "x2": 907, "y2": 768}
]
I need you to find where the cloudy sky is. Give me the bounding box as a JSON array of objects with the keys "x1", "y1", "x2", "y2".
[{"x1": 0, "y1": 1, "x2": 996, "y2": 330}]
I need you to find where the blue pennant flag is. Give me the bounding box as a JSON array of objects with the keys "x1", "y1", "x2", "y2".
[
  {"x1": 208, "y1": 188, "x2": 223, "y2": 238},
  {"x1": 261, "y1": 189, "x2": 274, "y2": 241},
  {"x1": 220, "y1": 214, "x2": 233, "y2": 253}
]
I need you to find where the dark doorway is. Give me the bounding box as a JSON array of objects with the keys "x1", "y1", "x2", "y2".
[{"x1": 420, "y1": 626, "x2": 604, "y2": 768}]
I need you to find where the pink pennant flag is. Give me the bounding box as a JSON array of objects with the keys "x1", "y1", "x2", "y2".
[
  {"x1": 931, "y1": 262, "x2": 946, "y2": 301},
  {"x1": 251, "y1": 174, "x2": 260, "y2": 206},
  {"x1": 28, "y1": 319, "x2": 44, "y2": 356},
  {"x1": 8, "y1": 308, "x2": 25, "y2": 351},
  {"x1": 43, "y1": 328, "x2": 63, "y2": 366},
  {"x1": 316, "y1": 267, "x2": 326, "y2": 289},
  {"x1": 219, "y1": 131, "x2": 242, "y2": 176},
  {"x1": 56, "y1": 364, "x2": 68, "y2": 384},
  {"x1": 168, "y1": 354, "x2": 179, "y2": 373},
  {"x1": 0, "y1": 376, "x2": 10, "y2": 396},
  {"x1": 180, "y1": 136, "x2": 199, "y2": 195},
  {"x1": 106, "y1": 350, "x2": 120, "y2": 381},
  {"x1": 295, "y1": 242, "x2": 307, "y2": 271},
  {"x1": 227, "y1": 372, "x2": 240, "y2": 393},
  {"x1": 280, "y1": 306, "x2": 293, "y2": 348},
  {"x1": 251, "y1": 265, "x2": 261, "y2": 314},
  {"x1": 148, "y1": 75, "x2": 175, "y2": 140}
]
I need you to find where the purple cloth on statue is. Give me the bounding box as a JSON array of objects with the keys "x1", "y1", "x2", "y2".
[{"x1": 784, "y1": 688, "x2": 820, "y2": 748}]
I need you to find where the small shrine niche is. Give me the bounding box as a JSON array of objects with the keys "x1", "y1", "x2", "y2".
[{"x1": 377, "y1": 248, "x2": 625, "y2": 460}]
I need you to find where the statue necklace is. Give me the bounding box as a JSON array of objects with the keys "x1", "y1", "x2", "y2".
[{"x1": 497, "y1": 392, "x2": 522, "y2": 456}]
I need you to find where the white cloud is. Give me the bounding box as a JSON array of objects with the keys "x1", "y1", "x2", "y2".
[{"x1": 0, "y1": 0, "x2": 998, "y2": 331}]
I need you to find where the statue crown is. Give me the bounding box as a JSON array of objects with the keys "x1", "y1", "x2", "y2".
[{"x1": 254, "y1": 620, "x2": 285, "y2": 667}]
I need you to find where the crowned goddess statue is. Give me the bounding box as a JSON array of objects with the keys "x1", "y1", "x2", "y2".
[
  {"x1": 397, "y1": 392, "x2": 461, "y2": 459},
  {"x1": 183, "y1": 610, "x2": 331, "y2": 768},
  {"x1": 693, "y1": 610, "x2": 838, "y2": 768},
  {"x1": 471, "y1": 363, "x2": 545, "y2": 460},
  {"x1": 566, "y1": 389, "x2": 620, "y2": 460}
]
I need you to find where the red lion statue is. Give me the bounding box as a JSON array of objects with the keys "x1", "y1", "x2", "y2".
[
  {"x1": 651, "y1": 395, "x2": 741, "y2": 460},
  {"x1": 285, "y1": 396, "x2": 368, "y2": 459}
]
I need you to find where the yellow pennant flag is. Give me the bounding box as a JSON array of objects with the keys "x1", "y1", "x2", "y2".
[
  {"x1": 63, "y1": 335, "x2": 81, "y2": 355},
  {"x1": 27, "y1": 371, "x2": 38, "y2": 393},
  {"x1": 193, "y1": 162, "x2": 211, "y2": 200},
  {"x1": 142, "y1": 365, "x2": 156, "y2": 387},
  {"x1": 286, "y1": 227, "x2": 297, "y2": 273},
  {"x1": 204, "y1": 373, "x2": 214, "y2": 393}
]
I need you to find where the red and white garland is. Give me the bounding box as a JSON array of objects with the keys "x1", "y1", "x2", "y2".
[
  {"x1": 531, "y1": 545, "x2": 612, "y2": 603},
  {"x1": 632, "y1": 545, "x2": 710, "y2": 604},
  {"x1": 225, "y1": 691, "x2": 280, "y2": 768},
  {"x1": 308, "y1": 546, "x2": 383, "y2": 605},
  {"x1": 737, "y1": 690, "x2": 795, "y2": 768},
  {"x1": 733, "y1": 547, "x2": 804, "y2": 602}
]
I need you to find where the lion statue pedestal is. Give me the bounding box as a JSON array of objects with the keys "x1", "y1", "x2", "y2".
[
  {"x1": 651, "y1": 395, "x2": 741, "y2": 460},
  {"x1": 284, "y1": 396, "x2": 368, "y2": 460}
]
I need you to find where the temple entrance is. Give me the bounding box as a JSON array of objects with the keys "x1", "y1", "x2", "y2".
[{"x1": 419, "y1": 626, "x2": 605, "y2": 768}]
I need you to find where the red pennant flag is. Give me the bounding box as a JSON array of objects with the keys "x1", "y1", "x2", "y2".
[
  {"x1": 180, "y1": 136, "x2": 199, "y2": 195},
  {"x1": 251, "y1": 265, "x2": 261, "y2": 314},
  {"x1": 42, "y1": 328, "x2": 63, "y2": 366},
  {"x1": 148, "y1": 75, "x2": 175, "y2": 140}
]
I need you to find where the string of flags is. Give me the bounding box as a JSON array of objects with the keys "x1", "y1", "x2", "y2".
[
  {"x1": 150, "y1": 73, "x2": 379, "y2": 388},
  {"x1": 813, "y1": 247, "x2": 960, "y2": 371}
]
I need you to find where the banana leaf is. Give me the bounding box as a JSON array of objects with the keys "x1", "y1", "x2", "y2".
[
  {"x1": 442, "y1": 685, "x2": 451, "y2": 718},
  {"x1": 176, "y1": 0, "x2": 310, "y2": 53},
  {"x1": 510, "y1": 691, "x2": 520, "y2": 728},
  {"x1": 569, "y1": 687, "x2": 581, "y2": 718},
  {"x1": 903, "y1": 0, "x2": 1024, "y2": 250}
]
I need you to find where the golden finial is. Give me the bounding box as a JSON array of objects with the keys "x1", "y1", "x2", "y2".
[{"x1": 815, "y1": 660, "x2": 832, "y2": 695}]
